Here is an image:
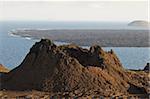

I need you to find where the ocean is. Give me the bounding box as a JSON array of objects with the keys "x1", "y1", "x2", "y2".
[{"x1": 0, "y1": 21, "x2": 150, "y2": 70}]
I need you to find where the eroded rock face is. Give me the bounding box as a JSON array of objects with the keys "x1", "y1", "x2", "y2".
[{"x1": 1, "y1": 39, "x2": 148, "y2": 97}]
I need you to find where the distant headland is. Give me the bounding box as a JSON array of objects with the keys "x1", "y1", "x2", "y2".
[{"x1": 128, "y1": 20, "x2": 150, "y2": 27}]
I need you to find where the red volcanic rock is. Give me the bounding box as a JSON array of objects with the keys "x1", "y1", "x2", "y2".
[{"x1": 1, "y1": 39, "x2": 148, "y2": 97}]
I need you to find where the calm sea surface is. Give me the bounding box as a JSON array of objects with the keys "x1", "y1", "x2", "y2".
[{"x1": 0, "y1": 21, "x2": 149, "y2": 69}]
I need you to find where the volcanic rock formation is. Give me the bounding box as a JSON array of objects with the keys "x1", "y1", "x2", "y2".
[{"x1": 1, "y1": 39, "x2": 148, "y2": 97}]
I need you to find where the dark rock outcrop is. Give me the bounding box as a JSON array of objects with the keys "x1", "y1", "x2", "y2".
[
  {"x1": 143, "y1": 63, "x2": 149, "y2": 71},
  {"x1": 1, "y1": 39, "x2": 148, "y2": 97},
  {"x1": 127, "y1": 83, "x2": 147, "y2": 94}
]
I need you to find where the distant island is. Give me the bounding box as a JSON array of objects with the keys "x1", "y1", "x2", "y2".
[
  {"x1": 128, "y1": 20, "x2": 150, "y2": 27},
  {"x1": 11, "y1": 29, "x2": 149, "y2": 47}
]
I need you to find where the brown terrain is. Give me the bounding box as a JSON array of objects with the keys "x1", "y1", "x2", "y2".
[
  {"x1": 0, "y1": 64, "x2": 9, "y2": 73},
  {"x1": 0, "y1": 39, "x2": 149, "y2": 98}
]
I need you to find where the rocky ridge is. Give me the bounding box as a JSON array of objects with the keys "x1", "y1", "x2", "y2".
[{"x1": 1, "y1": 39, "x2": 149, "y2": 98}]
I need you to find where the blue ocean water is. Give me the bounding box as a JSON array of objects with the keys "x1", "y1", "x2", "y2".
[{"x1": 0, "y1": 21, "x2": 149, "y2": 69}]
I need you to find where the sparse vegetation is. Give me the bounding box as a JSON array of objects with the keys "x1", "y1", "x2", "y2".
[{"x1": 12, "y1": 29, "x2": 150, "y2": 47}]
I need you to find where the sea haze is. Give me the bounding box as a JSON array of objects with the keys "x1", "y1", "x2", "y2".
[{"x1": 0, "y1": 21, "x2": 149, "y2": 70}]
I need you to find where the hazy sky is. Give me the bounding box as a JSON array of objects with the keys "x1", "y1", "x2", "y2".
[{"x1": 0, "y1": 1, "x2": 149, "y2": 22}]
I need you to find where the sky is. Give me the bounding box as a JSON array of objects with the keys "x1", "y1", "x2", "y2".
[{"x1": 0, "y1": 1, "x2": 149, "y2": 22}]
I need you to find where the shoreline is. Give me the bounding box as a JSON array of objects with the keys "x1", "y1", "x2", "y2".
[
  {"x1": 9, "y1": 32, "x2": 150, "y2": 48},
  {"x1": 9, "y1": 29, "x2": 150, "y2": 47}
]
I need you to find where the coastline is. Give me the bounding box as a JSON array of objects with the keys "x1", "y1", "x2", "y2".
[
  {"x1": 10, "y1": 29, "x2": 150, "y2": 47},
  {"x1": 5, "y1": 31, "x2": 150, "y2": 70}
]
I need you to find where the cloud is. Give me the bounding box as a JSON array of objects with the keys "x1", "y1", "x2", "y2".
[
  {"x1": 0, "y1": 1, "x2": 148, "y2": 21},
  {"x1": 88, "y1": 3, "x2": 104, "y2": 8}
]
